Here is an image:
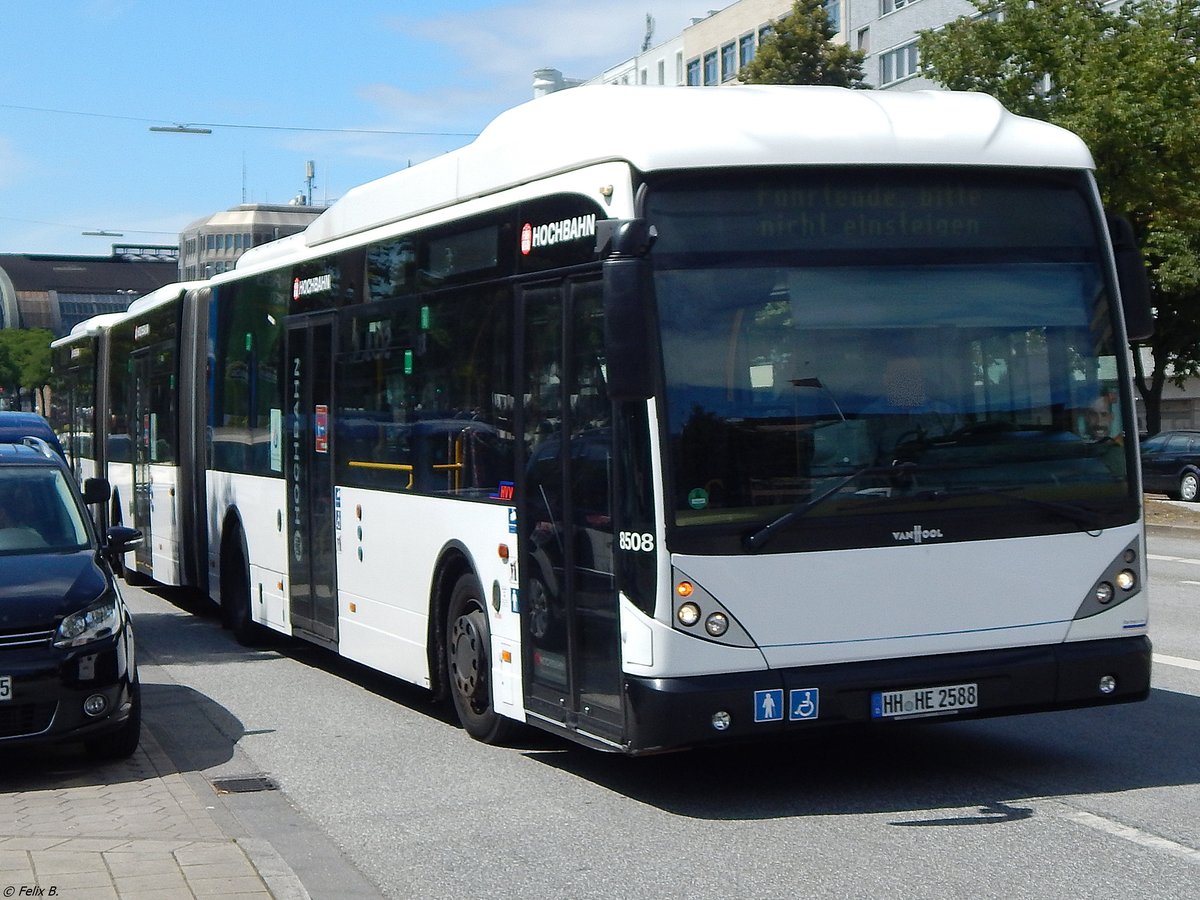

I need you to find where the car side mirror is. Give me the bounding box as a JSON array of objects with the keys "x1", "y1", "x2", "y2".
[{"x1": 105, "y1": 525, "x2": 143, "y2": 556}]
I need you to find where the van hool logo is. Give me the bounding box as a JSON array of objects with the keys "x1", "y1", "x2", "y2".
[
  {"x1": 293, "y1": 273, "x2": 332, "y2": 301},
  {"x1": 893, "y1": 524, "x2": 945, "y2": 544},
  {"x1": 520, "y1": 214, "x2": 597, "y2": 255}
]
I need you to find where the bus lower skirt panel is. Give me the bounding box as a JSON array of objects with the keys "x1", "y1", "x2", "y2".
[{"x1": 622, "y1": 636, "x2": 1151, "y2": 754}]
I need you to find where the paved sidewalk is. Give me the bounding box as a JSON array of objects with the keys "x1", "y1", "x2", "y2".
[{"x1": 0, "y1": 722, "x2": 307, "y2": 899}]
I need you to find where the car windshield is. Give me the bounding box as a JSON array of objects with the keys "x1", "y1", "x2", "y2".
[
  {"x1": 0, "y1": 467, "x2": 91, "y2": 554},
  {"x1": 647, "y1": 168, "x2": 1135, "y2": 549}
]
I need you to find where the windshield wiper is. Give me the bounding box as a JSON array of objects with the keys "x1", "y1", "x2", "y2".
[
  {"x1": 917, "y1": 486, "x2": 1105, "y2": 533},
  {"x1": 744, "y1": 465, "x2": 887, "y2": 554}
]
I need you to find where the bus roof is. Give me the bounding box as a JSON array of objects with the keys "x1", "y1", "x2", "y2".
[
  {"x1": 52, "y1": 312, "x2": 127, "y2": 346},
  {"x1": 304, "y1": 85, "x2": 1094, "y2": 249}
]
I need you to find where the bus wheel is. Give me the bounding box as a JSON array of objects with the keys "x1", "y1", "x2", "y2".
[
  {"x1": 224, "y1": 538, "x2": 268, "y2": 646},
  {"x1": 446, "y1": 574, "x2": 514, "y2": 744}
]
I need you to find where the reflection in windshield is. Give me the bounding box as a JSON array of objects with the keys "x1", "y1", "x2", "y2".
[
  {"x1": 649, "y1": 172, "x2": 1132, "y2": 537},
  {"x1": 0, "y1": 468, "x2": 90, "y2": 554}
]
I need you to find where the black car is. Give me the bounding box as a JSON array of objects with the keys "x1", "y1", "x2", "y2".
[
  {"x1": 1140, "y1": 429, "x2": 1200, "y2": 501},
  {"x1": 0, "y1": 437, "x2": 143, "y2": 757},
  {"x1": 0, "y1": 411, "x2": 65, "y2": 459}
]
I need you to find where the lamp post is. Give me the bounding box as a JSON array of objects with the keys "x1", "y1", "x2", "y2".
[{"x1": 149, "y1": 125, "x2": 212, "y2": 134}]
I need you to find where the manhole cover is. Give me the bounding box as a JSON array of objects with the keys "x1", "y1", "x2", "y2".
[{"x1": 211, "y1": 775, "x2": 278, "y2": 794}]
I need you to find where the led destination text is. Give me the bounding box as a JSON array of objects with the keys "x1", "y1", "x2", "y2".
[{"x1": 755, "y1": 184, "x2": 983, "y2": 241}]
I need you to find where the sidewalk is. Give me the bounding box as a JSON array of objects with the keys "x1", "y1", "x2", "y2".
[
  {"x1": 0, "y1": 714, "x2": 307, "y2": 899},
  {"x1": 1145, "y1": 497, "x2": 1200, "y2": 532}
]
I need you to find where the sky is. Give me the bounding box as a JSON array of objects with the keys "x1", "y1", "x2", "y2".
[{"x1": 0, "y1": 0, "x2": 715, "y2": 256}]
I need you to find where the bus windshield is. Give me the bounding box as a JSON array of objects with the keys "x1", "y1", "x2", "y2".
[{"x1": 648, "y1": 168, "x2": 1134, "y2": 550}]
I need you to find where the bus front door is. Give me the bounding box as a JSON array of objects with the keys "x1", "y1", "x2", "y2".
[
  {"x1": 285, "y1": 315, "x2": 338, "y2": 647},
  {"x1": 520, "y1": 278, "x2": 624, "y2": 746}
]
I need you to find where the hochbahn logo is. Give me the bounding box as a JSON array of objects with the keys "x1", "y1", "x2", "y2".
[
  {"x1": 893, "y1": 524, "x2": 945, "y2": 544},
  {"x1": 520, "y1": 214, "x2": 597, "y2": 255},
  {"x1": 293, "y1": 273, "x2": 332, "y2": 301}
]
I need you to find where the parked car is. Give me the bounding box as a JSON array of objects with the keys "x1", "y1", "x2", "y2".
[
  {"x1": 0, "y1": 437, "x2": 143, "y2": 757},
  {"x1": 1140, "y1": 429, "x2": 1200, "y2": 501},
  {"x1": 0, "y1": 411, "x2": 65, "y2": 459}
]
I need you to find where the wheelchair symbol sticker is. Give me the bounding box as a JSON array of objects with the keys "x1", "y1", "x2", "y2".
[{"x1": 789, "y1": 688, "x2": 820, "y2": 721}]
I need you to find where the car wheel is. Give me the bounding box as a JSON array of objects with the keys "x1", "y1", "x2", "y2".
[
  {"x1": 446, "y1": 574, "x2": 515, "y2": 744},
  {"x1": 1181, "y1": 471, "x2": 1199, "y2": 502},
  {"x1": 85, "y1": 678, "x2": 141, "y2": 760}
]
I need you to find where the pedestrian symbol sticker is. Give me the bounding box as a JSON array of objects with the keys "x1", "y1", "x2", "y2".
[
  {"x1": 754, "y1": 689, "x2": 784, "y2": 723},
  {"x1": 790, "y1": 688, "x2": 820, "y2": 721}
]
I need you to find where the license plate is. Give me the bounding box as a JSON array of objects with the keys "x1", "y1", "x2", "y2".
[
  {"x1": 0, "y1": 676, "x2": 10, "y2": 702},
  {"x1": 872, "y1": 682, "x2": 977, "y2": 719}
]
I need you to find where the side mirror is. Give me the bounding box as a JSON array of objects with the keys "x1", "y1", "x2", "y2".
[
  {"x1": 105, "y1": 525, "x2": 143, "y2": 557},
  {"x1": 83, "y1": 477, "x2": 111, "y2": 505},
  {"x1": 598, "y1": 219, "x2": 658, "y2": 401},
  {"x1": 1107, "y1": 214, "x2": 1154, "y2": 342}
]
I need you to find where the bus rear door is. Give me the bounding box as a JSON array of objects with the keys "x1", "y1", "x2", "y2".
[{"x1": 285, "y1": 314, "x2": 339, "y2": 647}]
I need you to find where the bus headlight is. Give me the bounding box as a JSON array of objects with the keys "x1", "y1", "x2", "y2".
[
  {"x1": 705, "y1": 612, "x2": 730, "y2": 637},
  {"x1": 1115, "y1": 569, "x2": 1137, "y2": 592},
  {"x1": 1095, "y1": 582, "x2": 1114, "y2": 605},
  {"x1": 677, "y1": 602, "x2": 701, "y2": 627}
]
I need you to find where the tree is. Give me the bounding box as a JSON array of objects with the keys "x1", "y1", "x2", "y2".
[
  {"x1": 0, "y1": 329, "x2": 54, "y2": 413},
  {"x1": 918, "y1": 0, "x2": 1200, "y2": 435},
  {"x1": 738, "y1": 0, "x2": 867, "y2": 88}
]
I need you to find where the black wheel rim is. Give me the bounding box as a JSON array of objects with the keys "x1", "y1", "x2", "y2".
[{"x1": 450, "y1": 607, "x2": 488, "y2": 713}]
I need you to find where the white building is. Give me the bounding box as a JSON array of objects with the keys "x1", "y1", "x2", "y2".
[{"x1": 538, "y1": 1, "x2": 1135, "y2": 94}]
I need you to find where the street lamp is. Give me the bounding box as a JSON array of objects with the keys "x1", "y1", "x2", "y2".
[{"x1": 149, "y1": 124, "x2": 212, "y2": 134}]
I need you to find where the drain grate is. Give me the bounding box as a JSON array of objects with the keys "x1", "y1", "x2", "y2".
[{"x1": 211, "y1": 775, "x2": 279, "y2": 794}]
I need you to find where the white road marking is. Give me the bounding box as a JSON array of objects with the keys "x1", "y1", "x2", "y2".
[
  {"x1": 1153, "y1": 653, "x2": 1200, "y2": 673},
  {"x1": 1149, "y1": 553, "x2": 1200, "y2": 566},
  {"x1": 1061, "y1": 809, "x2": 1200, "y2": 866}
]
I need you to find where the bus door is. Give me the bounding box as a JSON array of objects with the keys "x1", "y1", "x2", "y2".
[
  {"x1": 285, "y1": 314, "x2": 338, "y2": 647},
  {"x1": 129, "y1": 348, "x2": 154, "y2": 575},
  {"x1": 519, "y1": 278, "x2": 623, "y2": 744}
]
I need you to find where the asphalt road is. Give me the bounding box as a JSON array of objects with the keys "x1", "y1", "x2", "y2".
[{"x1": 125, "y1": 526, "x2": 1200, "y2": 900}]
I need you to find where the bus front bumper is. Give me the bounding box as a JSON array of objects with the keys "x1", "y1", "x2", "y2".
[{"x1": 622, "y1": 636, "x2": 1151, "y2": 754}]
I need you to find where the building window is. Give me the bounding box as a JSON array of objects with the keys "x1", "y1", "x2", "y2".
[
  {"x1": 858, "y1": 27, "x2": 870, "y2": 52},
  {"x1": 739, "y1": 33, "x2": 756, "y2": 68},
  {"x1": 825, "y1": 0, "x2": 841, "y2": 33},
  {"x1": 759, "y1": 25, "x2": 773, "y2": 44},
  {"x1": 657, "y1": 59, "x2": 666, "y2": 84},
  {"x1": 881, "y1": 0, "x2": 916, "y2": 14},
  {"x1": 879, "y1": 41, "x2": 920, "y2": 85},
  {"x1": 721, "y1": 42, "x2": 737, "y2": 82},
  {"x1": 686, "y1": 58, "x2": 701, "y2": 86},
  {"x1": 703, "y1": 50, "x2": 718, "y2": 85},
  {"x1": 676, "y1": 51, "x2": 684, "y2": 84}
]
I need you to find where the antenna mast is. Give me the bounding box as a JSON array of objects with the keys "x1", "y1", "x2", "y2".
[{"x1": 642, "y1": 13, "x2": 655, "y2": 52}]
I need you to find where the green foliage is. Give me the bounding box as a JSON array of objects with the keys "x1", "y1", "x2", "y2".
[
  {"x1": 738, "y1": 0, "x2": 866, "y2": 88},
  {"x1": 918, "y1": 0, "x2": 1200, "y2": 433},
  {"x1": 0, "y1": 329, "x2": 54, "y2": 409}
]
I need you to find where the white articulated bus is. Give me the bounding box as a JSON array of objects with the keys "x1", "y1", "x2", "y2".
[{"x1": 54, "y1": 86, "x2": 1154, "y2": 753}]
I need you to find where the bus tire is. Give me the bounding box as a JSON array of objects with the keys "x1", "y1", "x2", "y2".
[
  {"x1": 446, "y1": 574, "x2": 514, "y2": 744},
  {"x1": 123, "y1": 565, "x2": 153, "y2": 587},
  {"x1": 223, "y1": 533, "x2": 269, "y2": 647}
]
